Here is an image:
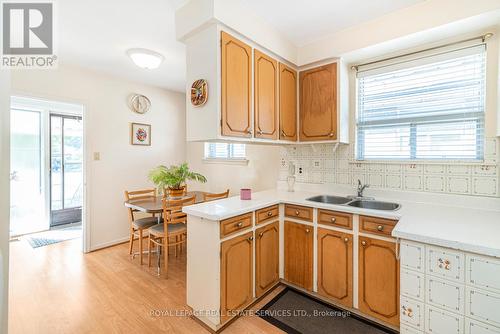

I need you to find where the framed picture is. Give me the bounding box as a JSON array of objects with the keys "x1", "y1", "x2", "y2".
[{"x1": 130, "y1": 123, "x2": 151, "y2": 146}]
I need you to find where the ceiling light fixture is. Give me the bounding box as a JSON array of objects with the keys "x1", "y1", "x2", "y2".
[{"x1": 127, "y1": 48, "x2": 164, "y2": 69}]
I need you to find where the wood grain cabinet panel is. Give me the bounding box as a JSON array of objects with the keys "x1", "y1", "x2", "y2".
[
  {"x1": 221, "y1": 31, "x2": 252, "y2": 138},
  {"x1": 359, "y1": 236, "x2": 400, "y2": 326},
  {"x1": 317, "y1": 209, "x2": 352, "y2": 230},
  {"x1": 220, "y1": 231, "x2": 254, "y2": 323},
  {"x1": 279, "y1": 63, "x2": 297, "y2": 141},
  {"x1": 220, "y1": 212, "x2": 253, "y2": 238},
  {"x1": 284, "y1": 221, "x2": 313, "y2": 290},
  {"x1": 317, "y1": 228, "x2": 353, "y2": 307},
  {"x1": 256, "y1": 205, "x2": 279, "y2": 225},
  {"x1": 359, "y1": 215, "x2": 397, "y2": 237},
  {"x1": 255, "y1": 222, "x2": 279, "y2": 297},
  {"x1": 284, "y1": 204, "x2": 313, "y2": 222},
  {"x1": 299, "y1": 63, "x2": 337, "y2": 141},
  {"x1": 254, "y1": 50, "x2": 278, "y2": 139}
]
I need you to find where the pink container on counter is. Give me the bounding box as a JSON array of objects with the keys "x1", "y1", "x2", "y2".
[{"x1": 240, "y1": 188, "x2": 251, "y2": 200}]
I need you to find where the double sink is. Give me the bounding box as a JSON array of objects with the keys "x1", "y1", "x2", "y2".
[{"x1": 306, "y1": 195, "x2": 401, "y2": 211}]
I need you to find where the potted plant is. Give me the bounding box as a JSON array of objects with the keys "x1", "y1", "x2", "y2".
[{"x1": 148, "y1": 162, "x2": 207, "y2": 197}]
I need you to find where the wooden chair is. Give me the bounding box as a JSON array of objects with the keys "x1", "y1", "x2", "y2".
[
  {"x1": 203, "y1": 189, "x2": 229, "y2": 202},
  {"x1": 147, "y1": 195, "x2": 196, "y2": 277},
  {"x1": 124, "y1": 188, "x2": 159, "y2": 265}
]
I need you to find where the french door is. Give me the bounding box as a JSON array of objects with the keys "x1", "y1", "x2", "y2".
[{"x1": 50, "y1": 114, "x2": 83, "y2": 227}]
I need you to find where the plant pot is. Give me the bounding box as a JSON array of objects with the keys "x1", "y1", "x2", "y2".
[{"x1": 167, "y1": 186, "x2": 185, "y2": 197}]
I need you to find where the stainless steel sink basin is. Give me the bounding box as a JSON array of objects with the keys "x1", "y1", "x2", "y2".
[
  {"x1": 306, "y1": 195, "x2": 352, "y2": 205},
  {"x1": 347, "y1": 200, "x2": 400, "y2": 211}
]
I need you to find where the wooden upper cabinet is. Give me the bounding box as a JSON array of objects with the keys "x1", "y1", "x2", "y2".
[
  {"x1": 358, "y1": 236, "x2": 400, "y2": 327},
  {"x1": 221, "y1": 32, "x2": 252, "y2": 138},
  {"x1": 284, "y1": 221, "x2": 313, "y2": 290},
  {"x1": 317, "y1": 228, "x2": 353, "y2": 308},
  {"x1": 220, "y1": 231, "x2": 254, "y2": 323},
  {"x1": 279, "y1": 63, "x2": 297, "y2": 141},
  {"x1": 299, "y1": 63, "x2": 337, "y2": 141},
  {"x1": 254, "y1": 50, "x2": 278, "y2": 139},
  {"x1": 255, "y1": 222, "x2": 279, "y2": 297}
]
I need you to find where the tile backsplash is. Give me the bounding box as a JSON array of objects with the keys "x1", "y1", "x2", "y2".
[{"x1": 279, "y1": 138, "x2": 499, "y2": 197}]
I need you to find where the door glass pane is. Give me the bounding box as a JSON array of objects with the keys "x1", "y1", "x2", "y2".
[
  {"x1": 50, "y1": 116, "x2": 63, "y2": 210},
  {"x1": 10, "y1": 110, "x2": 44, "y2": 235},
  {"x1": 63, "y1": 118, "x2": 83, "y2": 208}
]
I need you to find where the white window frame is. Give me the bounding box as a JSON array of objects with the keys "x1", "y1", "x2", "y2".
[{"x1": 203, "y1": 142, "x2": 248, "y2": 165}]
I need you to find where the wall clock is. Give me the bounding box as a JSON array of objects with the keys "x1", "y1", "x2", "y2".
[
  {"x1": 191, "y1": 79, "x2": 208, "y2": 107},
  {"x1": 129, "y1": 94, "x2": 151, "y2": 114}
]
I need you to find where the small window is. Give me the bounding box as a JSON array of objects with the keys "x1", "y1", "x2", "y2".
[
  {"x1": 204, "y1": 142, "x2": 246, "y2": 160},
  {"x1": 356, "y1": 44, "x2": 486, "y2": 161}
]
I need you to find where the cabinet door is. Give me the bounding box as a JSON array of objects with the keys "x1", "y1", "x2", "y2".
[
  {"x1": 221, "y1": 31, "x2": 252, "y2": 138},
  {"x1": 359, "y1": 236, "x2": 400, "y2": 326},
  {"x1": 284, "y1": 221, "x2": 313, "y2": 290},
  {"x1": 317, "y1": 228, "x2": 353, "y2": 307},
  {"x1": 220, "y1": 231, "x2": 254, "y2": 323},
  {"x1": 279, "y1": 63, "x2": 297, "y2": 141},
  {"x1": 255, "y1": 222, "x2": 279, "y2": 297},
  {"x1": 299, "y1": 62, "x2": 337, "y2": 141},
  {"x1": 254, "y1": 50, "x2": 278, "y2": 139}
]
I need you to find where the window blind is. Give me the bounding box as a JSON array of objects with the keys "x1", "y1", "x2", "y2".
[
  {"x1": 356, "y1": 44, "x2": 486, "y2": 161},
  {"x1": 204, "y1": 143, "x2": 246, "y2": 159}
]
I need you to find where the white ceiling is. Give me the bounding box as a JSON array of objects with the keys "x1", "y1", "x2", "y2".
[
  {"x1": 242, "y1": 0, "x2": 425, "y2": 47},
  {"x1": 57, "y1": 0, "x2": 427, "y2": 92},
  {"x1": 58, "y1": 0, "x2": 186, "y2": 92}
]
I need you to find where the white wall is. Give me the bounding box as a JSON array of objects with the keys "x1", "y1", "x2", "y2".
[
  {"x1": 186, "y1": 142, "x2": 280, "y2": 195},
  {"x1": 0, "y1": 70, "x2": 11, "y2": 334},
  {"x1": 11, "y1": 65, "x2": 186, "y2": 250}
]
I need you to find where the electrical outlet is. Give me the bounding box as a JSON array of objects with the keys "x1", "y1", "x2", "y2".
[{"x1": 93, "y1": 152, "x2": 100, "y2": 161}]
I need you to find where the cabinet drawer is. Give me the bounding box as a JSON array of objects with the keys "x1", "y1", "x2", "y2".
[
  {"x1": 359, "y1": 215, "x2": 397, "y2": 237},
  {"x1": 425, "y1": 305, "x2": 464, "y2": 334},
  {"x1": 466, "y1": 287, "x2": 500, "y2": 327},
  {"x1": 400, "y1": 324, "x2": 423, "y2": 334},
  {"x1": 401, "y1": 241, "x2": 425, "y2": 273},
  {"x1": 284, "y1": 204, "x2": 313, "y2": 222},
  {"x1": 256, "y1": 205, "x2": 279, "y2": 225},
  {"x1": 401, "y1": 268, "x2": 424, "y2": 302},
  {"x1": 466, "y1": 318, "x2": 500, "y2": 334},
  {"x1": 401, "y1": 296, "x2": 424, "y2": 330},
  {"x1": 466, "y1": 254, "x2": 500, "y2": 293},
  {"x1": 427, "y1": 245, "x2": 465, "y2": 282},
  {"x1": 220, "y1": 212, "x2": 253, "y2": 238},
  {"x1": 317, "y1": 209, "x2": 352, "y2": 230},
  {"x1": 427, "y1": 276, "x2": 465, "y2": 314}
]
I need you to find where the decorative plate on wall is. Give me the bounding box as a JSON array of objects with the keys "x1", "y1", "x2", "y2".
[
  {"x1": 191, "y1": 79, "x2": 208, "y2": 107},
  {"x1": 129, "y1": 94, "x2": 151, "y2": 114}
]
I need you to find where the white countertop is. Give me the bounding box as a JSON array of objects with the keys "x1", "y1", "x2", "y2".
[{"x1": 183, "y1": 188, "x2": 500, "y2": 258}]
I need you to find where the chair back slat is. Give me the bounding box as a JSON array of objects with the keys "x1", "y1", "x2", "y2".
[
  {"x1": 203, "y1": 189, "x2": 229, "y2": 202},
  {"x1": 162, "y1": 195, "x2": 196, "y2": 228},
  {"x1": 124, "y1": 188, "x2": 156, "y2": 223}
]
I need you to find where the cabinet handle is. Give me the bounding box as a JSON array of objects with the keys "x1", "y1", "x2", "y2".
[
  {"x1": 258, "y1": 130, "x2": 263, "y2": 135},
  {"x1": 295, "y1": 210, "x2": 300, "y2": 216},
  {"x1": 305, "y1": 228, "x2": 310, "y2": 233},
  {"x1": 344, "y1": 237, "x2": 349, "y2": 243},
  {"x1": 331, "y1": 217, "x2": 337, "y2": 223},
  {"x1": 236, "y1": 222, "x2": 243, "y2": 227},
  {"x1": 248, "y1": 236, "x2": 254, "y2": 241},
  {"x1": 329, "y1": 132, "x2": 334, "y2": 137},
  {"x1": 361, "y1": 240, "x2": 367, "y2": 246},
  {"x1": 377, "y1": 225, "x2": 384, "y2": 231},
  {"x1": 281, "y1": 130, "x2": 286, "y2": 137},
  {"x1": 259, "y1": 232, "x2": 264, "y2": 238},
  {"x1": 267, "y1": 211, "x2": 273, "y2": 217},
  {"x1": 247, "y1": 129, "x2": 252, "y2": 134},
  {"x1": 402, "y1": 305, "x2": 413, "y2": 318}
]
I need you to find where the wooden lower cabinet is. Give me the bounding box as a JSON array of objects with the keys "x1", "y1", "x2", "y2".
[
  {"x1": 284, "y1": 221, "x2": 313, "y2": 290},
  {"x1": 220, "y1": 231, "x2": 254, "y2": 323},
  {"x1": 255, "y1": 222, "x2": 279, "y2": 297},
  {"x1": 358, "y1": 236, "x2": 400, "y2": 326},
  {"x1": 317, "y1": 228, "x2": 353, "y2": 308}
]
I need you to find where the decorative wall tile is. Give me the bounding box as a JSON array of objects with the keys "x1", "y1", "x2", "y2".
[
  {"x1": 337, "y1": 159, "x2": 350, "y2": 171},
  {"x1": 473, "y1": 165, "x2": 497, "y2": 176},
  {"x1": 447, "y1": 165, "x2": 471, "y2": 176},
  {"x1": 368, "y1": 164, "x2": 384, "y2": 173},
  {"x1": 368, "y1": 173, "x2": 385, "y2": 188},
  {"x1": 386, "y1": 164, "x2": 402, "y2": 173},
  {"x1": 352, "y1": 162, "x2": 366, "y2": 172},
  {"x1": 336, "y1": 172, "x2": 351, "y2": 185},
  {"x1": 405, "y1": 175, "x2": 423, "y2": 191},
  {"x1": 324, "y1": 172, "x2": 336, "y2": 183},
  {"x1": 386, "y1": 175, "x2": 403, "y2": 190},
  {"x1": 424, "y1": 176, "x2": 446, "y2": 192},
  {"x1": 425, "y1": 165, "x2": 446, "y2": 175},
  {"x1": 472, "y1": 177, "x2": 497, "y2": 196},
  {"x1": 324, "y1": 158, "x2": 335, "y2": 170},
  {"x1": 404, "y1": 164, "x2": 424, "y2": 175},
  {"x1": 447, "y1": 176, "x2": 471, "y2": 194},
  {"x1": 352, "y1": 172, "x2": 367, "y2": 186},
  {"x1": 309, "y1": 171, "x2": 323, "y2": 184}
]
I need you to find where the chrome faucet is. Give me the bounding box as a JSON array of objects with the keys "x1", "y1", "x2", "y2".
[{"x1": 357, "y1": 179, "x2": 370, "y2": 198}]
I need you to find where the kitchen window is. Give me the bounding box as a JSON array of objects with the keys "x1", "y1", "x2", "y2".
[
  {"x1": 356, "y1": 43, "x2": 486, "y2": 161},
  {"x1": 204, "y1": 142, "x2": 247, "y2": 164}
]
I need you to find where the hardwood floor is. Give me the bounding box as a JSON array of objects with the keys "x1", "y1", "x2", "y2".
[{"x1": 8, "y1": 238, "x2": 283, "y2": 334}]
